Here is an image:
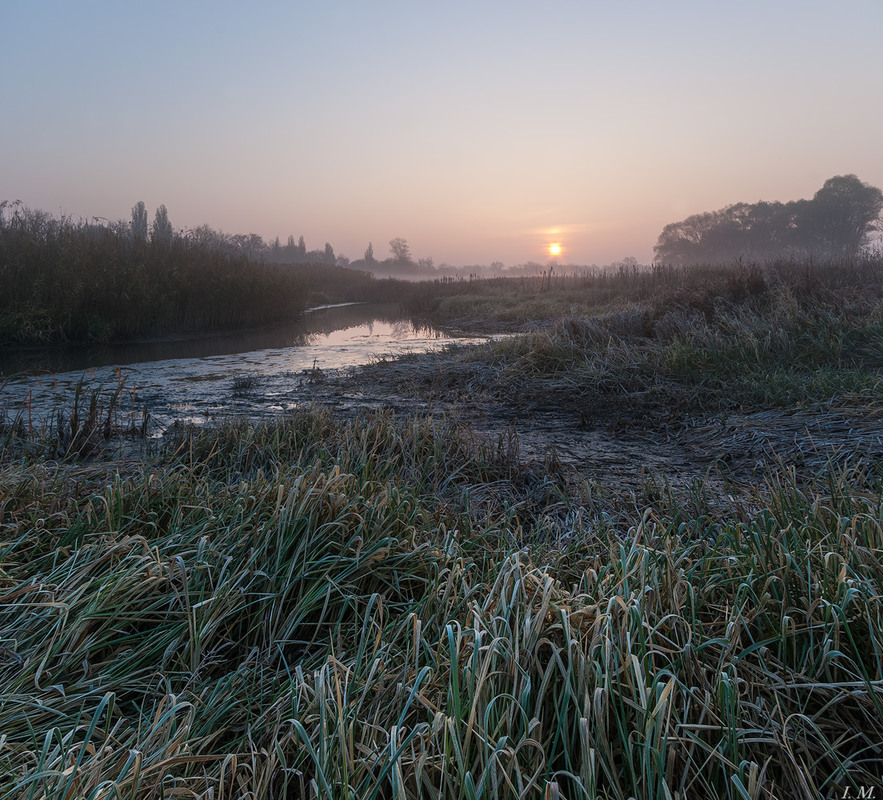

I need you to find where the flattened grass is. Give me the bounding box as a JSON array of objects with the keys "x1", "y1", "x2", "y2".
[{"x1": 2, "y1": 410, "x2": 882, "y2": 798}]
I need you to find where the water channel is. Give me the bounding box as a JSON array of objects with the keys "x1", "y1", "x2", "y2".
[{"x1": 0, "y1": 303, "x2": 493, "y2": 432}]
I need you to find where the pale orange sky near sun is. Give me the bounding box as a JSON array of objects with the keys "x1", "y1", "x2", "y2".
[{"x1": 2, "y1": 2, "x2": 882, "y2": 266}]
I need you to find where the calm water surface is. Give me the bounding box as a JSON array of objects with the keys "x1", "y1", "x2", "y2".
[{"x1": 0, "y1": 303, "x2": 492, "y2": 430}]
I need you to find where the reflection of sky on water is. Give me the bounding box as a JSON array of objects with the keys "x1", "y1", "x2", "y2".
[
  {"x1": 0, "y1": 305, "x2": 496, "y2": 432},
  {"x1": 308, "y1": 319, "x2": 446, "y2": 350},
  {"x1": 0, "y1": 303, "x2": 442, "y2": 377}
]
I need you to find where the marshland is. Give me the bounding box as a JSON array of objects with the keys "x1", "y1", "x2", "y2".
[
  {"x1": 7, "y1": 1, "x2": 883, "y2": 794},
  {"x1": 2, "y1": 204, "x2": 882, "y2": 799}
]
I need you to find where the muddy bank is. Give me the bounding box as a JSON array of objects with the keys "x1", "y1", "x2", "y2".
[
  {"x1": 0, "y1": 310, "x2": 499, "y2": 430},
  {"x1": 294, "y1": 353, "x2": 883, "y2": 492},
  {"x1": 4, "y1": 332, "x2": 879, "y2": 496}
]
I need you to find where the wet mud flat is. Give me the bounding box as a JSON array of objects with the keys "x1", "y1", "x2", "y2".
[
  {"x1": 0, "y1": 307, "x2": 498, "y2": 432},
  {"x1": 292, "y1": 352, "x2": 883, "y2": 496},
  {"x1": 3, "y1": 336, "x2": 880, "y2": 502}
]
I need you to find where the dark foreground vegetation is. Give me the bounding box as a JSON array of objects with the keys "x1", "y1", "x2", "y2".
[
  {"x1": 0, "y1": 203, "x2": 411, "y2": 346},
  {"x1": 1, "y1": 256, "x2": 882, "y2": 798}
]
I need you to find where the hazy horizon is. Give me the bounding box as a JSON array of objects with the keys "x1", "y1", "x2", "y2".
[{"x1": 3, "y1": 1, "x2": 882, "y2": 267}]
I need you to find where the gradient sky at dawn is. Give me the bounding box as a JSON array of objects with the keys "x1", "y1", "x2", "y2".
[{"x1": 3, "y1": 1, "x2": 882, "y2": 266}]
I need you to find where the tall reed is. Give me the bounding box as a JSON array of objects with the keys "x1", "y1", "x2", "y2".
[{"x1": 0, "y1": 204, "x2": 310, "y2": 344}]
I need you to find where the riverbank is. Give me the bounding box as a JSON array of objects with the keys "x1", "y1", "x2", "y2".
[{"x1": 0, "y1": 303, "x2": 499, "y2": 437}]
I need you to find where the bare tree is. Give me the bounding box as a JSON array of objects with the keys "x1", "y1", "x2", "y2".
[{"x1": 389, "y1": 237, "x2": 412, "y2": 263}]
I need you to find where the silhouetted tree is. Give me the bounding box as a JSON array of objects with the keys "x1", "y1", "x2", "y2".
[
  {"x1": 324, "y1": 242, "x2": 335, "y2": 264},
  {"x1": 389, "y1": 237, "x2": 412, "y2": 263},
  {"x1": 187, "y1": 224, "x2": 233, "y2": 250},
  {"x1": 151, "y1": 204, "x2": 173, "y2": 244},
  {"x1": 803, "y1": 175, "x2": 883, "y2": 256},
  {"x1": 364, "y1": 242, "x2": 375, "y2": 264},
  {"x1": 654, "y1": 175, "x2": 883, "y2": 264},
  {"x1": 131, "y1": 201, "x2": 148, "y2": 243},
  {"x1": 297, "y1": 236, "x2": 306, "y2": 259},
  {"x1": 229, "y1": 232, "x2": 265, "y2": 257}
]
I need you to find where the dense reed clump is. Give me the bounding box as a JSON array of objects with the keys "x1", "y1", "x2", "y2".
[
  {"x1": 395, "y1": 257, "x2": 883, "y2": 418},
  {"x1": 2, "y1": 409, "x2": 882, "y2": 798},
  {"x1": 0, "y1": 203, "x2": 311, "y2": 344},
  {"x1": 404, "y1": 256, "x2": 881, "y2": 327}
]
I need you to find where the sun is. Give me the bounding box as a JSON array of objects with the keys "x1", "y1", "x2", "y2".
[{"x1": 548, "y1": 243, "x2": 562, "y2": 257}]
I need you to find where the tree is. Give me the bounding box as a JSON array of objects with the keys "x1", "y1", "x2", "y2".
[
  {"x1": 188, "y1": 224, "x2": 230, "y2": 250},
  {"x1": 229, "y1": 233, "x2": 265, "y2": 257},
  {"x1": 654, "y1": 211, "x2": 718, "y2": 265},
  {"x1": 654, "y1": 175, "x2": 883, "y2": 264},
  {"x1": 389, "y1": 237, "x2": 411, "y2": 263},
  {"x1": 324, "y1": 242, "x2": 335, "y2": 264},
  {"x1": 152, "y1": 204, "x2": 173, "y2": 244},
  {"x1": 364, "y1": 242, "x2": 375, "y2": 264},
  {"x1": 804, "y1": 174, "x2": 883, "y2": 256},
  {"x1": 131, "y1": 201, "x2": 148, "y2": 243},
  {"x1": 297, "y1": 236, "x2": 306, "y2": 259}
]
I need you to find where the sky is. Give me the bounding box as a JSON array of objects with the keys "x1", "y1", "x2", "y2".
[{"x1": 2, "y1": 1, "x2": 882, "y2": 267}]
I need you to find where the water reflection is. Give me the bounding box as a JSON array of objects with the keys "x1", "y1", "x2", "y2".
[
  {"x1": 0, "y1": 303, "x2": 493, "y2": 431},
  {"x1": 0, "y1": 303, "x2": 431, "y2": 377}
]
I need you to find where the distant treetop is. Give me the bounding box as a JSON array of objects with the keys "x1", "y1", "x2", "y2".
[{"x1": 654, "y1": 175, "x2": 883, "y2": 265}]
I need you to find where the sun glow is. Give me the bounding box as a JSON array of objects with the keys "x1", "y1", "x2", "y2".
[{"x1": 548, "y1": 243, "x2": 562, "y2": 257}]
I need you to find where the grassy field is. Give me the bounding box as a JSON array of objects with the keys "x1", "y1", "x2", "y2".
[
  {"x1": 400, "y1": 258, "x2": 883, "y2": 418},
  {"x1": 1, "y1": 257, "x2": 882, "y2": 799}
]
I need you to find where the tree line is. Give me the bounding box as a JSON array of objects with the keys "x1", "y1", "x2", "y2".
[{"x1": 654, "y1": 175, "x2": 883, "y2": 265}]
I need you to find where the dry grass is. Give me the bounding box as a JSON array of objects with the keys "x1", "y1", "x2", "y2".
[{"x1": 389, "y1": 257, "x2": 883, "y2": 425}]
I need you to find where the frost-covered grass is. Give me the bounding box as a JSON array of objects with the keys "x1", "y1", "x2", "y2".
[
  {"x1": 2, "y1": 257, "x2": 882, "y2": 798},
  {"x1": 401, "y1": 257, "x2": 883, "y2": 417},
  {"x1": 1, "y1": 409, "x2": 881, "y2": 799}
]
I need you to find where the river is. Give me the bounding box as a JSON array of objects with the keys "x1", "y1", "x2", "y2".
[{"x1": 0, "y1": 303, "x2": 494, "y2": 433}]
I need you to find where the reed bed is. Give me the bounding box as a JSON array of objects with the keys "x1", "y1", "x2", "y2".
[
  {"x1": 1, "y1": 409, "x2": 882, "y2": 799},
  {"x1": 0, "y1": 205, "x2": 309, "y2": 344}
]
